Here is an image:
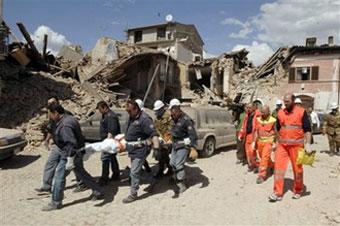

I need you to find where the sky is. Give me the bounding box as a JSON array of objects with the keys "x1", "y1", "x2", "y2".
[{"x1": 4, "y1": 0, "x2": 340, "y2": 65}]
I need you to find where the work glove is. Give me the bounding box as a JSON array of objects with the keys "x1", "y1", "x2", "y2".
[
  {"x1": 65, "y1": 156, "x2": 75, "y2": 171},
  {"x1": 304, "y1": 143, "x2": 313, "y2": 154},
  {"x1": 251, "y1": 142, "x2": 256, "y2": 150},
  {"x1": 188, "y1": 147, "x2": 198, "y2": 161},
  {"x1": 184, "y1": 138, "x2": 191, "y2": 146}
]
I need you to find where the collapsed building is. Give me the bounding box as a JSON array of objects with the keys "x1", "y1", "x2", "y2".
[
  {"x1": 1, "y1": 12, "x2": 339, "y2": 150},
  {"x1": 187, "y1": 37, "x2": 340, "y2": 111}
]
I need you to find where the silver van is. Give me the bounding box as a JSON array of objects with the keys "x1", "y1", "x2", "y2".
[
  {"x1": 181, "y1": 106, "x2": 236, "y2": 157},
  {"x1": 80, "y1": 106, "x2": 236, "y2": 157}
]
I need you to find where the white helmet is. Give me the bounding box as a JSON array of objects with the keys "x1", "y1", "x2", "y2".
[
  {"x1": 329, "y1": 102, "x2": 339, "y2": 110},
  {"x1": 135, "y1": 99, "x2": 144, "y2": 110},
  {"x1": 294, "y1": 98, "x2": 302, "y2": 104},
  {"x1": 153, "y1": 100, "x2": 165, "y2": 111},
  {"x1": 275, "y1": 99, "x2": 283, "y2": 105},
  {"x1": 169, "y1": 98, "x2": 181, "y2": 109}
]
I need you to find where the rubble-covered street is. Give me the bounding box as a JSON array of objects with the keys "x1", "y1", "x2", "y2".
[
  {"x1": 1, "y1": 135, "x2": 340, "y2": 225},
  {"x1": 1, "y1": 0, "x2": 340, "y2": 225}
]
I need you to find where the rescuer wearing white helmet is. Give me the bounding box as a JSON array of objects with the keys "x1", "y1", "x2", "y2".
[
  {"x1": 152, "y1": 100, "x2": 173, "y2": 178},
  {"x1": 168, "y1": 98, "x2": 198, "y2": 195}
]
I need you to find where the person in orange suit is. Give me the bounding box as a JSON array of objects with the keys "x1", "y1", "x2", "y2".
[
  {"x1": 269, "y1": 93, "x2": 313, "y2": 202},
  {"x1": 252, "y1": 105, "x2": 276, "y2": 184},
  {"x1": 238, "y1": 102, "x2": 261, "y2": 172}
]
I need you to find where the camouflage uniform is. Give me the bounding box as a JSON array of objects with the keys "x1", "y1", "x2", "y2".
[
  {"x1": 154, "y1": 111, "x2": 173, "y2": 176},
  {"x1": 323, "y1": 111, "x2": 340, "y2": 154},
  {"x1": 154, "y1": 111, "x2": 172, "y2": 143}
]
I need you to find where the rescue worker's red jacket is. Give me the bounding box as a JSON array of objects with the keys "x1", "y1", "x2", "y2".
[
  {"x1": 277, "y1": 105, "x2": 305, "y2": 145},
  {"x1": 254, "y1": 115, "x2": 276, "y2": 143},
  {"x1": 238, "y1": 110, "x2": 261, "y2": 140}
]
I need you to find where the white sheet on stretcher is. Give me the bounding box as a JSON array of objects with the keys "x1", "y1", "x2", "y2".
[{"x1": 83, "y1": 138, "x2": 118, "y2": 161}]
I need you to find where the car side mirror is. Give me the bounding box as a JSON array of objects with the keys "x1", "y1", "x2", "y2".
[{"x1": 89, "y1": 120, "x2": 93, "y2": 126}]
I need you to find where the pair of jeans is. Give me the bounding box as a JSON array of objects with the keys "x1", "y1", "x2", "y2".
[
  {"x1": 100, "y1": 153, "x2": 120, "y2": 180},
  {"x1": 42, "y1": 145, "x2": 82, "y2": 190},
  {"x1": 52, "y1": 152, "x2": 104, "y2": 204},
  {"x1": 170, "y1": 147, "x2": 188, "y2": 181},
  {"x1": 130, "y1": 155, "x2": 154, "y2": 196}
]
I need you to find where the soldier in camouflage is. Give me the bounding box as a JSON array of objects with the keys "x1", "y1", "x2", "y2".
[
  {"x1": 322, "y1": 103, "x2": 340, "y2": 156},
  {"x1": 153, "y1": 100, "x2": 173, "y2": 178}
]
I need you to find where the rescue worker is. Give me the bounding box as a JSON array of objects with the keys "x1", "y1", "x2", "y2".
[
  {"x1": 42, "y1": 104, "x2": 104, "y2": 211},
  {"x1": 96, "y1": 101, "x2": 121, "y2": 185},
  {"x1": 135, "y1": 98, "x2": 152, "y2": 173},
  {"x1": 252, "y1": 105, "x2": 276, "y2": 184},
  {"x1": 272, "y1": 99, "x2": 283, "y2": 118},
  {"x1": 123, "y1": 99, "x2": 160, "y2": 203},
  {"x1": 153, "y1": 100, "x2": 173, "y2": 178},
  {"x1": 36, "y1": 97, "x2": 86, "y2": 193},
  {"x1": 238, "y1": 102, "x2": 261, "y2": 172},
  {"x1": 269, "y1": 93, "x2": 312, "y2": 202},
  {"x1": 169, "y1": 99, "x2": 198, "y2": 194},
  {"x1": 235, "y1": 106, "x2": 247, "y2": 165},
  {"x1": 322, "y1": 103, "x2": 340, "y2": 156},
  {"x1": 295, "y1": 98, "x2": 302, "y2": 107}
]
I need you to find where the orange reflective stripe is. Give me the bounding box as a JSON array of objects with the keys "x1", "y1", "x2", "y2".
[
  {"x1": 258, "y1": 136, "x2": 274, "y2": 142},
  {"x1": 281, "y1": 125, "x2": 302, "y2": 129},
  {"x1": 279, "y1": 138, "x2": 304, "y2": 144}
]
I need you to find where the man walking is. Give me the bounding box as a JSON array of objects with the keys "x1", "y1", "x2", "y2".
[
  {"x1": 322, "y1": 103, "x2": 340, "y2": 156},
  {"x1": 36, "y1": 97, "x2": 85, "y2": 193},
  {"x1": 169, "y1": 99, "x2": 198, "y2": 194},
  {"x1": 235, "y1": 105, "x2": 247, "y2": 165},
  {"x1": 252, "y1": 105, "x2": 276, "y2": 184},
  {"x1": 238, "y1": 103, "x2": 261, "y2": 172},
  {"x1": 122, "y1": 99, "x2": 160, "y2": 203},
  {"x1": 153, "y1": 100, "x2": 173, "y2": 178},
  {"x1": 307, "y1": 107, "x2": 320, "y2": 133},
  {"x1": 96, "y1": 101, "x2": 121, "y2": 185},
  {"x1": 42, "y1": 104, "x2": 104, "y2": 211},
  {"x1": 269, "y1": 93, "x2": 312, "y2": 202}
]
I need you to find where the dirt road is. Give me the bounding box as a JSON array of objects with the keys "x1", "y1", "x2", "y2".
[{"x1": 1, "y1": 135, "x2": 339, "y2": 226}]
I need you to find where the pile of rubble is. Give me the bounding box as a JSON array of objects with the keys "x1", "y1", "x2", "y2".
[
  {"x1": 227, "y1": 48, "x2": 290, "y2": 104},
  {"x1": 0, "y1": 72, "x2": 116, "y2": 149}
]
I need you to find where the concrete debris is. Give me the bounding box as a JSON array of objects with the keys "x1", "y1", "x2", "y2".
[
  {"x1": 78, "y1": 38, "x2": 159, "y2": 83},
  {"x1": 226, "y1": 48, "x2": 290, "y2": 104},
  {"x1": 0, "y1": 72, "x2": 115, "y2": 149},
  {"x1": 57, "y1": 44, "x2": 83, "y2": 68}
]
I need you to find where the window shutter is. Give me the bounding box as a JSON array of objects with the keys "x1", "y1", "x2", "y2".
[
  {"x1": 311, "y1": 66, "x2": 319, "y2": 80},
  {"x1": 289, "y1": 67, "x2": 295, "y2": 83}
]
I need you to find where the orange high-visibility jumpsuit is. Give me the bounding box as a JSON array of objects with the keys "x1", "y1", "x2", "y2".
[
  {"x1": 274, "y1": 106, "x2": 306, "y2": 196},
  {"x1": 254, "y1": 115, "x2": 276, "y2": 179},
  {"x1": 239, "y1": 110, "x2": 261, "y2": 168}
]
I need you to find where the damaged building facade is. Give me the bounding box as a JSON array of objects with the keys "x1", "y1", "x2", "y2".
[
  {"x1": 126, "y1": 22, "x2": 204, "y2": 63},
  {"x1": 283, "y1": 37, "x2": 340, "y2": 111},
  {"x1": 77, "y1": 37, "x2": 181, "y2": 108}
]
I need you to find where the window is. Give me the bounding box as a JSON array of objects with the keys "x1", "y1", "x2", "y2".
[
  {"x1": 157, "y1": 27, "x2": 166, "y2": 39},
  {"x1": 134, "y1": 30, "x2": 142, "y2": 43},
  {"x1": 289, "y1": 66, "x2": 319, "y2": 83},
  {"x1": 296, "y1": 67, "x2": 311, "y2": 81}
]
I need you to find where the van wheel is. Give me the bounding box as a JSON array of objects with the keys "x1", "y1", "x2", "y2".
[{"x1": 202, "y1": 137, "x2": 215, "y2": 157}]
